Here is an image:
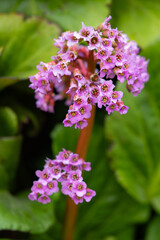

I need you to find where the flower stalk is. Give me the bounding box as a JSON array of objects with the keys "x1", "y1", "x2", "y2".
[
  {"x1": 63, "y1": 51, "x2": 96, "y2": 240},
  {"x1": 63, "y1": 105, "x2": 96, "y2": 240}
]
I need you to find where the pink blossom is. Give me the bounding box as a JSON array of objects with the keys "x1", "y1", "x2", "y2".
[
  {"x1": 29, "y1": 16, "x2": 149, "y2": 126},
  {"x1": 29, "y1": 149, "x2": 95, "y2": 205}
]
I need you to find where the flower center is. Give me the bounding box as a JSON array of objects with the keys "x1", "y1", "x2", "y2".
[
  {"x1": 112, "y1": 93, "x2": 117, "y2": 99},
  {"x1": 71, "y1": 166, "x2": 77, "y2": 171},
  {"x1": 102, "y1": 40, "x2": 110, "y2": 46},
  {"x1": 72, "y1": 157, "x2": 78, "y2": 162},
  {"x1": 81, "y1": 30, "x2": 90, "y2": 37},
  {"x1": 110, "y1": 104, "x2": 115, "y2": 109},
  {"x1": 91, "y1": 37, "x2": 98, "y2": 44},
  {"x1": 116, "y1": 54, "x2": 122, "y2": 62},
  {"x1": 106, "y1": 57, "x2": 112, "y2": 63},
  {"x1": 60, "y1": 63, "x2": 66, "y2": 70},
  {"x1": 48, "y1": 183, "x2": 53, "y2": 189},
  {"x1": 86, "y1": 192, "x2": 91, "y2": 196},
  {"x1": 101, "y1": 84, "x2": 108, "y2": 92},
  {"x1": 70, "y1": 111, "x2": 77, "y2": 116},
  {"x1": 63, "y1": 153, "x2": 69, "y2": 159},
  {"x1": 68, "y1": 184, "x2": 72, "y2": 190},
  {"x1": 49, "y1": 162, "x2": 54, "y2": 167},
  {"x1": 80, "y1": 107, "x2": 85, "y2": 114},
  {"x1": 53, "y1": 168, "x2": 60, "y2": 175},
  {"x1": 100, "y1": 50, "x2": 106, "y2": 56},
  {"x1": 102, "y1": 96, "x2": 107, "y2": 103},
  {"x1": 91, "y1": 88, "x2": 99, "y2": 96},
  {"x1": 80, "y1": 85, "x2": 86, "y2": 92},
  {"x1": 72, "y1": 174, "x2": 79, "y2": 180},
  {"x1": 62, "y1": 173, "x2": 68, "y2": 180},
  {"x1": 76, "y1": 98, "x2": 82, "y2": 105},
  {"x1": 78, "y1": 184, "x2": 83, "y2": 190},
  {"x1": 42, "y1": 173, "x2": 48, "y2": 179}
]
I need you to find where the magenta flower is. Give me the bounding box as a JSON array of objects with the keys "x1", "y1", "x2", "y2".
[
  {"x1": 28, "y1": 149, "x2": 95, "y2": 204},
  {"x1": 45, "y1": 180, "x2": 59, "y2": 195},
  {"x1": 72, "y1": 195, "x2": 84, "y2": 205},
  {"x1": 31, "y1": 181, "x2": 44, "y2": 194},
  {"x1": 84, "y1": 189, "x2": 96, "y2": 202},
  {"x1": 38, "y1": 194, "x2": 51, "y2": 204},
  {"x1": 29, "y1": 16, "x2": 149, "y2": 129},
  {"x1": 72, "y1": 181, "x2": 87, "y2": 197}
]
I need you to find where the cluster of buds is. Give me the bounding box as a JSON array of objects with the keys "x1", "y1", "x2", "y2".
[
  {"x1": 28, "y1": 149, "x2": 96, "y2": 204},
  {"x1": 29, "y1": 16, "x2": 149, "y2": 129}
]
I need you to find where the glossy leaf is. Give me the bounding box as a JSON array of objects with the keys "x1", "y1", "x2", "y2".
[
  {"x1": 111, "y1": 0, "x2": 160, "y2": 48},
  {"x1": 0, "y1": 135, "x2": 22, "y2": 189},
  {"x1": 0, "y1": 191, "x2": 54, "y2": 234},
  {"x1": 75, "y1": 124, "x2": 149, "y2": 240},
  {"x1": 0, "y1": 13, "x2": 60, "y2": 90},
  {"x1": 0, "y1": 107, "x2": 18, "y2": 137},
  {"x1": 105, "y1": 39, "x2": 160, "y2": 212},
  {"x1": 0, "y1": 0, "x2": 111, "y2": 31}
]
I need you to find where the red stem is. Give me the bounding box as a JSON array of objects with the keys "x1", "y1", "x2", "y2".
[
  {"x1": 63, "y1": 50, "x2": 96, "y2": 240},
  {"x1": 63, "y1": 106, "x2": 96, "y2": 240}
]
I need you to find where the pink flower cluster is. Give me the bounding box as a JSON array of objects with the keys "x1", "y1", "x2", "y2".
[
  {"x1": 28, "y1": 149, "x2": 96, "y2": 204},
  {"x1": 29, "y1": 16, "x2": 149, "y2": 129}
]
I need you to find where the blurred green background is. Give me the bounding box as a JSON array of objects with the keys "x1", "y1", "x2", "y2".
[{"x1": 0, "y1": 0, "x2": 160, "y2": 239}]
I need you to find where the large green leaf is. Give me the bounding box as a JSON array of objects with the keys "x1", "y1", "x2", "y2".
[
  {"x1": 110, "y1": 0, "x2": 160, "y2": 48},
  {"x1": 145, "y1": 215, "x2": 160, "y2": 240},
  {"x1": 51, "y1": 123, "x2": 150, "y2": 240},
  {"x1": 0, "y1": 135, "x2": 22, "y2": 189},
  {"x1": 0, "y1": 107, "x2": 18, "y2": 137},
  {"x1": 0, "y1": 190, "x2": 54, "y2": 234},
  {"x1": 0, "y1": 13, "x2": 60, "y2": 90},
  {"x1": 0, "y1": 0, "x2": 111, "y2": 31},
  {"x1": 75, "y1": 125, "x2": 149, "y2": 240},
  {"x1": 105, "y1": 39, "x2": 160, "y2": 212}
]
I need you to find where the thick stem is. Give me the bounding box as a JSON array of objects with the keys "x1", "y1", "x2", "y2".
[
  {"x1": 76, "y1": 105, "x2": 96, "y2": 158},
  {"x1": 63, "y1": 50, "x2": 96, "y2": 240},
  {"x1": 63, "y1": 106, "x2": 96, "y2": 240}
]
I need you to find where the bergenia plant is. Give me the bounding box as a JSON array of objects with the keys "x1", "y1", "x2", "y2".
[{"x1": 28, "y1": 16, "x2": 149, "y2": 239}]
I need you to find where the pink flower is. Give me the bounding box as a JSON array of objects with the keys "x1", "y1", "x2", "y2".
[
  {"x1": 84, "y1": 189, "x2": 96, "y2": 202},
  {"x1": 38, "y1": 195, "x2": 51, "y2": 204},
  {"x1": 45, "y1": 180, "x2": 59, "y2": 195},
  {"x1": 72, "y1": 194, "x2": 84, "y2": 205},
  {"x1": 72, "y1": 181, "x2": 87, "y2": 197},
  {"x1": 29, "y1": 16, "x2": 149, "y2": 128},
  {"x1": 28, "y1": 149, "x2": 95, "y2": 205}
]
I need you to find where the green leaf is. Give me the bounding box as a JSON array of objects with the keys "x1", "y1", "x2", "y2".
[
  {"x1": 0, "y1": 190, "x2": 54, "y2": 234},
  {"x1": 75, "y1": 124, "x2": 149, "y2": 240},
  {"x1": 0, "y1": 107, "x2": 18, "y2": 137},
  {"x1": 111, "y1": 0, "x2": 160, "y2": 48},
  {"x1": 0, "y1": 0, "x2": 111, "y2": 31},
  {"x1": 145, "y1": 215, "x2": 160, "y2": 240},
  {"x1": 105, "y1": 227, "x2": 134, "y2": 240},
  {"x1": 0, "y1": 13, "x2": 60, "y2": 90},
  {"x1": 51, "y1": 123, "x2": 150, "y2": 240},
  {"x1": 105, "y1": 39, "x2": 160, "y2": 212},
  {"x1": 0, "y1": 135, "x2": 22, "y2": 189}
]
